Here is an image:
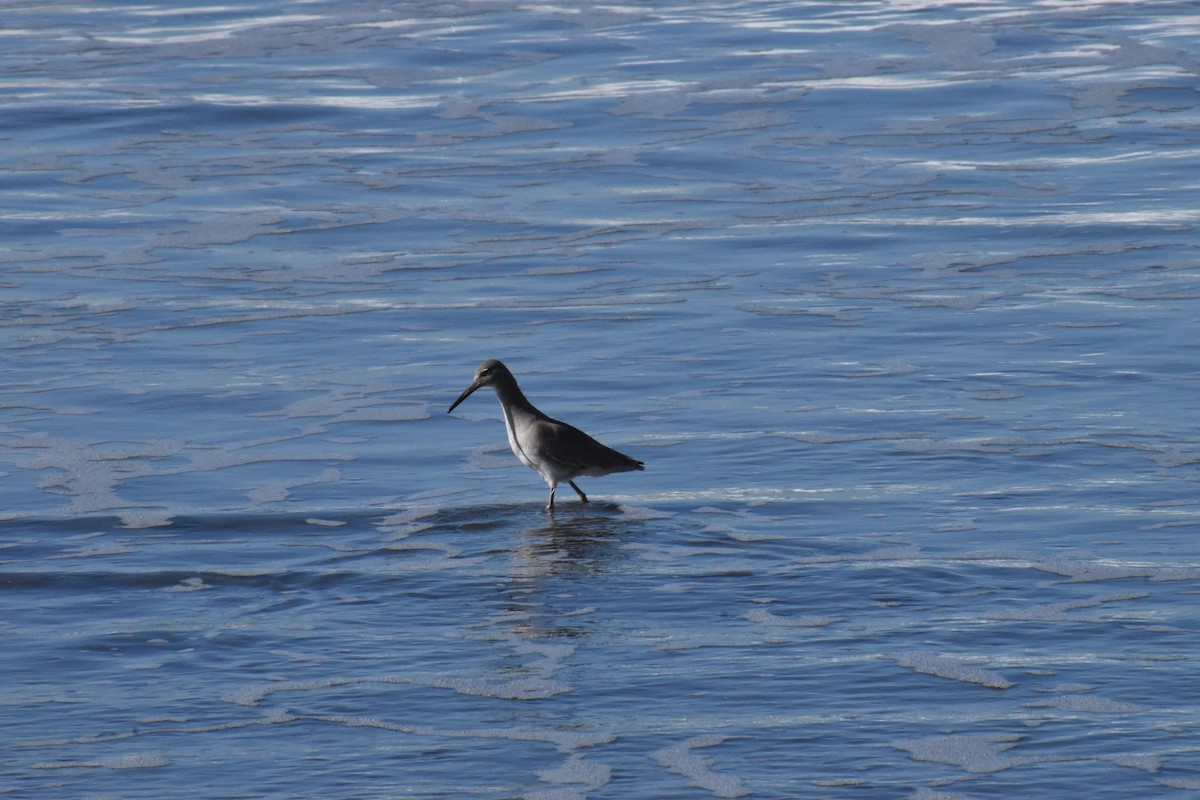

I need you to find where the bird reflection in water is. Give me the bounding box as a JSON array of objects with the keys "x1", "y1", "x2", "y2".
[
  {"x1": 500, "y1": 503, "x2": 638, "y2": 641},
  {"x1": 512, "y1": 502, "x2": 631, "y2": 578}
]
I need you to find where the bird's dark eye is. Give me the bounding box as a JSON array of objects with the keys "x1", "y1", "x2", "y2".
[{"x1": 480, "y1": 368, "x2": 492, "y2": 376}]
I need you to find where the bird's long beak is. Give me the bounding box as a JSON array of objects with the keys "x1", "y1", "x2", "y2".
[{"x1": 447, "y1": 380, "x2": 482, "y2": 413}]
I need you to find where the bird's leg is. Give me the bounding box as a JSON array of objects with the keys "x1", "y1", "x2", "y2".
[
  {"x1": 568, "y1": 481, "x2": 589, "y2": 503},
  {"x1": 546, "y1": 486, "x2": 556, "y2": 512}
]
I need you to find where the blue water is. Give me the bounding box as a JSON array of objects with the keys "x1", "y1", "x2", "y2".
[{"x1": 3, "y1": 1, "x2": 1200, "y2": 797}]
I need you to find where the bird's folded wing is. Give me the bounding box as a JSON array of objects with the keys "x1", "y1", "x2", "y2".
[{"x1": 539, "y1": 420, "x2": 640, "y2": 471}]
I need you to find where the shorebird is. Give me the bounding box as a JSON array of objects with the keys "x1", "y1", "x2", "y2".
[{"x1": 448, "y1": 359, "x2": 644, "y2": 510}]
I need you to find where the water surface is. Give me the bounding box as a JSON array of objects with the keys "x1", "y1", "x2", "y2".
[{"x1": 3, "y1": 2, "x2": 1200, "y2": 797}]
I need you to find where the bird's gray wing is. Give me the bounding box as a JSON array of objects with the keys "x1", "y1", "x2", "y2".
[{"x1": 538, "y1": 418, "x2": 642, "y2": 472}]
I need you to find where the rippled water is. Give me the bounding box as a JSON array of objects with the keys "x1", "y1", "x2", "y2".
[{"x1": 3, "y1": 1, "x2": 1200, "y2": 797}]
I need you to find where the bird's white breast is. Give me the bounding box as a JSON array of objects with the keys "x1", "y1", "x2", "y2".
[
  {"x1": 501, "y1": 405, "x2": 540, "y2": 473},
  {"x1": 500, "y1": 405, "x2": 576, "y2": 486}
]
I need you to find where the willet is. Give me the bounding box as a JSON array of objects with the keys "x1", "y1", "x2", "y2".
[{"x1": 448, "y1": 359, "x2": 644, "y2": 510}]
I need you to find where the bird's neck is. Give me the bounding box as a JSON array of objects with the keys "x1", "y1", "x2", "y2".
[{"x1": 494, "y1": 380, "x2": 540, "y2": 417}]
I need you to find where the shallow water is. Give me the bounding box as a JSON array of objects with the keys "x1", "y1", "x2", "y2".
[{"x1": 3, "y1": 1, "x2": 1200, "y2": 797}]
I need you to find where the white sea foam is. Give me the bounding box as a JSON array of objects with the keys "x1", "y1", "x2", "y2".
[
  {"x1": 652, "y1": 736, "x2": 748, "y2": 799},
  {"x1": 897, "y1": 651, "x2": 1013, "y2": 689},
  {"x1": 895, "y1": 734, "x2": 1029, "y2": 773},
  {"x1": 745, "y1": 608, "x2": 840, "y2": 628}
]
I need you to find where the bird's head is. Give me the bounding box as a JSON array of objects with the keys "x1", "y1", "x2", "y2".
[{"x1": 448, "y1": 359, "x2": 511, "y2": 413}]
